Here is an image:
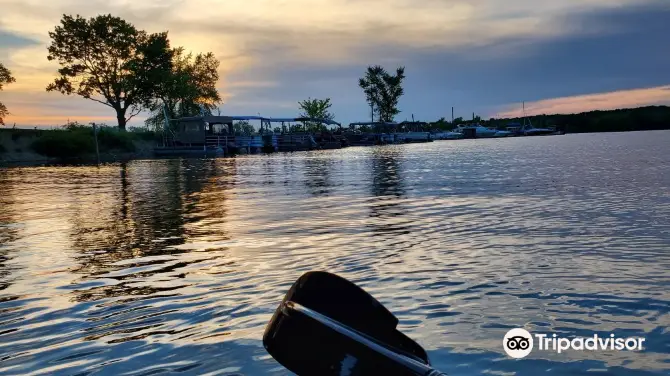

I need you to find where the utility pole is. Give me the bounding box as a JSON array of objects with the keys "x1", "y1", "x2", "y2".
[{"x1": 451, "y1": 107, "x2": 454, "y2": 123}]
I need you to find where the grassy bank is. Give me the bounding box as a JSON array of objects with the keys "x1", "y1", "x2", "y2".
[{"x1": 0, "y1": 124, "x2": 159, "y2": 164}]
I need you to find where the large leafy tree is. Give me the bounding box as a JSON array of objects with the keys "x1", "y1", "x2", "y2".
[
  {"x1": 358, "y1": 65, "x2": 405, "y2": 123},
  {"x1": 145, "y1": 48, "x2": 222, "y2": 130},
  {"x1": 0, "y1": 62, "x2": 16, "y2": 125},
  {"x1": 298, "y1": 97, "x2": 335, "y2": 131},
  {"x1": 46, "y1": 14, "x2": 174, "y2": 130}
]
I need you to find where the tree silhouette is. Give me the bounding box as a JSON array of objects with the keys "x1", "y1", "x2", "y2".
[
  {"x1": 46, "y1": 14, "x2": 173, "y2": 130},
  {"x1": 145, "y1": 48, "x2": 221, "y2": 130},
  {"x1": 0, "y1": 62, "x2": 16, "y2": 125},
  {"x1": 298, "y1": 97, "x2": 335, "y2": 131},
  {"x1": 359, "y1": 65, "x2": 405, "y2": 122}
]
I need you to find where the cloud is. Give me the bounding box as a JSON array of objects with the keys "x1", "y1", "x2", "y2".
[
  {"x1": 495, "y1": 86, "x2": 670, "y2": 118},
  {"x1": 0, "y1": 30, "x2": 40, "y2": 48},
  {"x1": 0, "y1": 0, "x2": 668, "y2": 126},
  {"x1": 208, "y1": 0, "x2": 670, "y2": 122}
]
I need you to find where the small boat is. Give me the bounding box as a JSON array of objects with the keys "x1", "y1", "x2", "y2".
[
  {"x1": 520, "y1": 102, "x2": 554, "y2": 136},
  {"x1": 433, "y1": 131, "x2": 464, "y2": 140},
  {"x1": 402, "y1": 131, "x2": 433, "y2": 143},
  {"x1": 454, "y1": 124, "x2": 498, "y2": 138},
  {"x1": 493, "y1": 129, "x2": 513, "y2": 137}
]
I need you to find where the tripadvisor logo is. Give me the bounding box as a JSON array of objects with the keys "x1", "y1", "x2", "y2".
[{"x1": 503, "y1": 328, "x2": 645, "y2": 359}]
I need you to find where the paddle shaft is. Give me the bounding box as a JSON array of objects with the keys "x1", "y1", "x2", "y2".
[{"x1": 285, "y1": 301, "x2": 447, "y2": 376}]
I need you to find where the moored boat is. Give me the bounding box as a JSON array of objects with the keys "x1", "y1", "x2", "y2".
[
  {"x1": 433, "y1": 131, "x2": 464, "y2": 140},
  {"x1": 454, "y1": 124, "x2": 498, "y2": 138}
]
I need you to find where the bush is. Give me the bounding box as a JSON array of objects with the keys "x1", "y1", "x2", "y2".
[
  {"x1": 31, "y1": 124, "x2": 143, "y2": 159},
  {"x1": 128, "y1": 127, "x2": 158, "y2": 141},
  {"x1": 31, "y1": 128, "x2": 95, "y2": 158},
  {"x1": 97, "y1": 128, "x2": 136, "y2": 152}
]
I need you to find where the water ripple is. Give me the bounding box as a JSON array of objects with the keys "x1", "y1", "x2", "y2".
[{"x1": 0, "y1": 131, "x2": 669, "y2": 375}]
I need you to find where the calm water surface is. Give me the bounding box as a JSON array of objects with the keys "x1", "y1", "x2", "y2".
[{"x1": 1, "y1": 131, "x2": 669, "y2": 375}]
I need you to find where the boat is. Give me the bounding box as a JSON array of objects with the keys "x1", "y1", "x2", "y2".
[
  {"x1": 433, "y1": 131, "x2": 464, "y2": 140},
  {"x1": 454, "y1": 124, "x2": 498, "y2": 138},
  {"x1": 402, "y1": 131, "x2": 433, "y2": 143},
  {"x1": 523, "y1": 127, "x2": 555, "y2": 136},
  {"x1": 154, "y1": 109, "x2": 342, "y2": 156},
  {"x1": 345, "y1": 122, "x2": 403, "y2": 145},
  {"x1": 520, "y1": 102, "x2": 554, "y2": 136},
  {"x1": 493, "y1": 129, "x2": 513, "y2": 137}
]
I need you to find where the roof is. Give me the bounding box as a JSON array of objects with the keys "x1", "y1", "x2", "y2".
[
  {"x1": 173, "y1": 115, "x2": 244, "y2": 123},
  {"x1": 291, "y1": 117, "x2": 341, "y2": 126},
  {"x1": 173, "y1": 115, "x2": 340, "y2": 126},
  {"x1": 349, "y1": 122, "x2": 399, "y2": 126}
]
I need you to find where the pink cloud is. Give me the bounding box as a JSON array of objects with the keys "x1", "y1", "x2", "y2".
[{"x1": 496, "y1": 85, "x2": 670, "y2": 118}]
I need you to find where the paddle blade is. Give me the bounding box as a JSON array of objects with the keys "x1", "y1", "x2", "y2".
[{"x1": 263, "y1": 271, "x2": 430, "y2": 375}]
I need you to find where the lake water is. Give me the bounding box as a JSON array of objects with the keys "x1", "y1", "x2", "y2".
[{"x1": 1, "y1": 131, "x2": 669, "y2": 375}]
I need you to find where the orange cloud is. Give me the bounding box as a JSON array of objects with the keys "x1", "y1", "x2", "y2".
[{"x1": 496, "y1": 86, "x2": 670, "y2": 117}]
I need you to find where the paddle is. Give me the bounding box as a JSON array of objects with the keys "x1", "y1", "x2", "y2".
[{"x1": 263, "y1": 271, "x2": 446, "y2": 375}]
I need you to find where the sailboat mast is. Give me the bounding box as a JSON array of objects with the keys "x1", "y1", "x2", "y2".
[{"x1": 523, "y1": 101, "x2": 529, "y2": 129}]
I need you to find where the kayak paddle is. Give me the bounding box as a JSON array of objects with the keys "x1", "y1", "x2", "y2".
[{"x1": 263, "y1": 271, "x2": 446, "y2": 375}]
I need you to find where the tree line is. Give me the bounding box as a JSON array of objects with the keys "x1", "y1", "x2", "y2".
[
  {"x1": 484, "y1": 106, "x2": 670, "y2": 133},
  {"x1": 401, "y1": 106, "x2": 670, "y2": 134}
]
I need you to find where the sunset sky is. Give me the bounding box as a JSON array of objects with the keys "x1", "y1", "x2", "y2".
[{"x1": 1, "y1": 0, "x2": 669, "y2": 127}]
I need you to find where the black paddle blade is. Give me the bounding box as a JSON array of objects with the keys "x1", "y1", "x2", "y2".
[{"x1": 263, "y1": 271, "x2": 430, "y2": 375}]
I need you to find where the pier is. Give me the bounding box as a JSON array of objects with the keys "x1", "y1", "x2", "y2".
[{"x1": 153, "y1": 114, "x2": 565, "y2": 157}]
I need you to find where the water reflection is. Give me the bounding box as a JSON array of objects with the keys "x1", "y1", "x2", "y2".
[
  {"x1": 0, "y1": 169, "x2": 18, "y2": 291},
  {"x1": 1, "y1": 131, "x2": 670, "y2": 375},
  {"x1": 66, "y1": 159, "x2": 239, "y2": 304},
  {"x1": 368, "y1": 147, "x2": 411, "y2": 238},
  {"x1": 303, "y1": 153, "x2": 336, "y2": 197},
  {"x1": 371, "y1": 147, "x2": 406, "y2": 198}
]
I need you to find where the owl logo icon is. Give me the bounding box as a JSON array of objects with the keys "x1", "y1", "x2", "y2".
[{"x1": 503, "y1": 328, "x2": 534, "y2": 358}]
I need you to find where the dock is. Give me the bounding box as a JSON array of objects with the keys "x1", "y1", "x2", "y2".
[{"x1": 154, "y1": 115, "x2": 564, "y2": 157}]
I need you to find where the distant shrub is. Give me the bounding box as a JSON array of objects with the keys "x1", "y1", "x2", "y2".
[
  {"x1": 97, "y1": 127, "x2": 136, "y2": 152},
  {"x1": 31, "y1": 128, "x2": 94, "y2": 158},
  {"x1": 61, "y1": 121, "x2": 89, "y2": 131},
  {"x1": 128, "y1": 126, "x2": 157, "y2": 141},
  {"x1": 30, "y1": 123, "x2": 145, "y2": 158}
]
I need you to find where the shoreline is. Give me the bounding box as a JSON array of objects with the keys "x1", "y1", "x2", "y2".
[
  {"x1": 3, "y1": 128, "x2": 670, "y2": 168},
  {"x1": 0, "y1": 127, "x2": 155, "y2": 167}
]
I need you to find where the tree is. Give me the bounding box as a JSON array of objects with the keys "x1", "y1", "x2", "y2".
[
  {"x1": 234, "y1": 120, "x2": 255, "y2": 135},
  {"x1": 46, "y1": 14, "x2": 174, "y2": 130},
  {"x1": 359, "y1": 66, "x2": 383, "y2": 122},
  {"x1": 0, "y1": 62, "x2": 16, "y2": 125},
  {"x1": 358, "y1": 65, "x2": 405, "y2": 122},
  {"x1": 145, "y1": 48, "x2": 222, "y2": 130},
  {"x1": 298, "y1": 97, "x2": 335, "y2": 132}
]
